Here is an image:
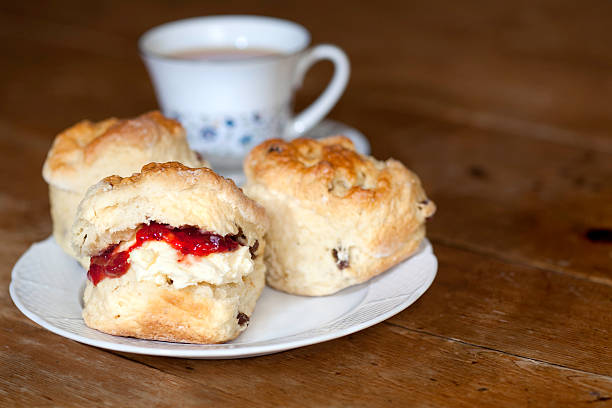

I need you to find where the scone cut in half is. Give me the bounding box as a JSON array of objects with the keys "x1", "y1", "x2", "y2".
[
  {"x1": 72, "y1": 162, "x2": 267, "y2": 344},
  {"x1": 42, "y1": 111, "x2": 206, "y2": 264},
  {"x1": 244, "y1": 136, "x2": 436, "y2": 296}
]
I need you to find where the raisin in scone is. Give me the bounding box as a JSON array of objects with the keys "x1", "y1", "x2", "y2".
[
  {"x1": 42, "y1": 111, "x2": 206, "y2": 264},
  {"x1": 244, "y1": 136, "x2": 435, "y2": 296},
  {"x1": 72, "y1": 162, "x2": 267, "y2": 344}
]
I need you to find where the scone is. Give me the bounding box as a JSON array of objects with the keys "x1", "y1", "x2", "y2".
[
  {"x1": 42, "y1": 111, "x2": 206, "y2": 264},
  {"x1": 244, "y1": 136, "x2": 436, "y2": 296},
  {"x1": 72, "y1": 162, "x2": 267, "y2": 344}
]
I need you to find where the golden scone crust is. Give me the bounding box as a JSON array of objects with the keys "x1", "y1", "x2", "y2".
[
  {"x1": 244, "y1": 136, "x2": 435, "y2": 296},
  {"x1": 74, "y1": 162, "x2": 268, "y2": 344},
  {"x1": 43, "y1": 111, "x2": 204, "y2": 191},
  {"x1": 42, "y1": 111, "x2": 206, "y2": 262}
]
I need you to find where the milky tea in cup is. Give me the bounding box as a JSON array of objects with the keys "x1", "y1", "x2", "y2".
[{"x1": 139, "y1": 15, "x2": 350, "y2": 171}]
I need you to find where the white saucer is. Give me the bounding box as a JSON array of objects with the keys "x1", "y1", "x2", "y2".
[
  {"x1": 216, "y1": 119, "x2": 370, "y2": 185},
  {"x1": 10, "y1": 237, "x2": 436, "y2": 359},
  {"x1": 305, "y1": 119, "x2": 370, "y2": 154}
]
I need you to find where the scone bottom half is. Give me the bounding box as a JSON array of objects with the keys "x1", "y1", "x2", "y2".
[
  {"x1": 73, "y1": 162, "x2": 268, "y2": 344},
  {"x1": 244, "y1": 136, "x2": 436, "y2": 296}
]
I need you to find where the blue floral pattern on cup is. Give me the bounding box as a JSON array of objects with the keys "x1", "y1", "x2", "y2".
[
  {"x1": 166, "y1": 105, "x2": 290, "y2": 163},
  {"x1": 199, "y1": 126, "x2": 217, "y2": 140}
]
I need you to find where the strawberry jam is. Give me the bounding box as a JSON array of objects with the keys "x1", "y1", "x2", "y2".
[{"x1": 87, "y1": 222, "x2": 240, "y2": 285}]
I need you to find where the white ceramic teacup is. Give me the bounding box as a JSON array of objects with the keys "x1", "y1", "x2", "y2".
[{"x1": 139, "y1": 15, "x2": 350, "y2": 169}]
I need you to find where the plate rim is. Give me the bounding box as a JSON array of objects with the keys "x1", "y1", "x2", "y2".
[{"x1": 10, "y1": 237, "x2": 437, "y2": 359}]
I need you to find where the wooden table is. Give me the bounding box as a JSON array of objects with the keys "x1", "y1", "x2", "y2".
[{"x1": 2, "y1": 1, "x2": 611, "y2": 406}]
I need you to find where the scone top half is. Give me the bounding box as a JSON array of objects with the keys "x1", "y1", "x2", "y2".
[
  {"x1": 244, "y1": 136, "x2": 435, "y2": 296},
  {"x1": 72, "y1": 162, "x2": 268, "y2": 344},
  {"x1": 73, "y1": 162, "x2": 266, "y2": 259},
  {"x1": 42, "y1": 110, "x2": 206, "y2": 262}
]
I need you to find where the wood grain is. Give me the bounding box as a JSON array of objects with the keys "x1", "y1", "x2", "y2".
[
  {"x1": 4, "y1": 304, "x2": 611, "y2": 407},
  {"x1": 392, "y1": 244, "x2": 612, "y2": 376},
  {"x1": 369, "y1": 112, "x2": 612, "y2": 284},
  {"x1": 0, "y1": 305, "x2": 241, "y2": 407},
  {"x1": 3, "y1": 0, "x2": 611, "y2": 285},
  {"x1": 112, "y1": 323, "x2": 612, "y2": 408},
  {"x1": 1, "y1": 0, "x2": 611, "y2": 406},
  {"x1": 3, "y1": 0, "x2": 612, "y2": 150}
]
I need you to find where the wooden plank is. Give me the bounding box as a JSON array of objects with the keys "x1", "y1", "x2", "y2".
[
  {"x1": 0, "y1": 10, "x2": 610, "y2": 376},
  {"x1": 2, "y1": 241, "x2": 611, "y2": 406},
  {"x1": 0, "y1": 1, "x2": 611, "y2": 405},
  {"x1": 112, "y1": 323, "x2": 612, "y2": 407},
  {"x1": 0, "y1": 16, "x2": 610, "y2": 380},
  {"x1": 391, "y1": 244, "x2": 612, "y2": 376},
  {"x1": 4, "y1": 293, "x2": 610, "y2": 407},
  {"x1": 326, "y1": 0, "x2": 612, "y2": 150},
  {"x1": 0, "y1": 32, "x2": 154, "y2": 137},
  {"x1": 2, "y1": 42, "x2": 611, "y2": 288},
  {"x1": 3, "y1": 224, "x2": 608, "y2": 380},
  {"x1": 3, "y1": 227, "x2": 611, "y2": 402},
  {"x1": 4, "y1": 0, "x2": 612, "y2": 151},
  {"x1": 0, "y1": 137, "x2": 51, "y2": 288},
  {"x1": 354, "y1": 110, "x2": 612, "y2": 285},
  {"x1": 0, "y1": 304, "x2": 245, "y2": 407}
]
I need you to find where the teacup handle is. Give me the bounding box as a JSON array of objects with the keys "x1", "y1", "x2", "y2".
[{"x1": 287, "y1": 44, "x2": 350, "y2": 138}]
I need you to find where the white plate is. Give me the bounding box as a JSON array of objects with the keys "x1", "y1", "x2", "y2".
[
  {"x1": 216, "y1": 119, "x2": 371, "y2": 184},
  {"x1": 10, "y1": 237, "x2": 437, "y2": 359}
]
